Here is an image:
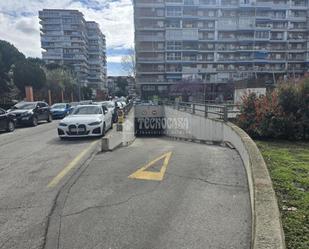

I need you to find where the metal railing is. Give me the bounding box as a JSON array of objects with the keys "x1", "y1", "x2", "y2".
[{"x1": 165, "y1": 101, "x2": 241, "y2": 122}]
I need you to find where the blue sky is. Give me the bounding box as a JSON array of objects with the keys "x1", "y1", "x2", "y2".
[{"x1": 0, "y1": 0, "x2": 134, "y2": 76}]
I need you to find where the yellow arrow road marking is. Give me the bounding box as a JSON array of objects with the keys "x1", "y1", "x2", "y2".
[
  {"x1": 128, "y1": 151, "x2": 172, "y2": 181},
  {"x1": 48, "y1": 140, "x2": 98, "y2": 188}
]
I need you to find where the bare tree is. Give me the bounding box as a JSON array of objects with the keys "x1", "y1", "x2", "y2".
[{"x1": 121, "y1": 47, "x2": 136, "y2": 77}]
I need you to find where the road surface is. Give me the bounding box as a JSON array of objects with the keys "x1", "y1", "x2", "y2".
[
  {"x1": 0, "y1": 124, "x2": 251, "y2": 249},
  {"x1": 0, "y1": 122, "x2": 100, "y2": 249},
  {"x1": 45, "y1": 138, "x2": 251, "y2": 249}
]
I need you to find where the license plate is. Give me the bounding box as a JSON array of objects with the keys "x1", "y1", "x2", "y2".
[
  {"x1": 70, "y1": 128, "x2": 77, "y2": 132},
  {"x1": 78, "y1": 128, "x2": 85, "y2": 132}
]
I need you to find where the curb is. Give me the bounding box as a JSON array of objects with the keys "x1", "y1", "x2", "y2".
[{"x1": 227, "y1": 123, "x2": 286, "y2": 249}]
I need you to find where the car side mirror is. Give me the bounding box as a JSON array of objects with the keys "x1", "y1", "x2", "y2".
[{"x1": 104, "y1": 110, "x2": 108, "y2": 114}]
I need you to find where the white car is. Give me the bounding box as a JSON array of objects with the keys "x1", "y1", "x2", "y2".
[
  {"x1": 120, "y1": 101, "x2": 127, "y2": 108},
  {"x1": 96, "y1": 101, "x2": 115, "y2": 115},
  {"x1": 57, "y1": 105, "x2": 112, "y2": 138}
]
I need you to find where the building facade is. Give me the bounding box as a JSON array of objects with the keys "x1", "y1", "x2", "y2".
[
  {"x1": 134, "y1": 0, "x2": 309, "y2": 100},
  {"x1": 39, "y1": 9, "x2": 107, "y2": 91}
]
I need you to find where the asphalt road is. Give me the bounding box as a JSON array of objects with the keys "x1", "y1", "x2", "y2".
[
  {"x1": 45, "y1": 138, "x2": 251, "y2": 249},
  {"x1": 0, "y1": 121, "x2": 101, "y2": 249}
]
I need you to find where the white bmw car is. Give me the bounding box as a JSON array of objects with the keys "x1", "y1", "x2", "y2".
[{"x1": 57, "y1": 105, "x2": 112, "y2": 138}]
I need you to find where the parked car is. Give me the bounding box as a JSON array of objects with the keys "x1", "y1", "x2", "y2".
[
  {"x1": 8, "y1": 101, "x2": 52, "y2": 126},
  {"x1": 50, "y1": 103, "x2": 72, "y2": 119},
  {"x1": 69, "y1": 102, "x2": 80, "y2": 114},
  {"x1": 79, "y1": 100, "x2": 93, "y2": 105},
  {"x1": 115, "y1": 101, "x2": 124, "y2": 110},
  {"x1": 57, "y1": 104, "x2": 112, "y2": 138},
  {"x1": 120, "y1": 101, "x2": 127, "y2": 108},
  {"x1": 96, "y1": 101, "x2": 117, "y2": 123},
  {"x1": 0, "y1": 108, "x2": 16, "y2": 132}
]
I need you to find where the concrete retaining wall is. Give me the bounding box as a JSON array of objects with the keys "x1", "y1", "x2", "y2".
[
  {"x1": 164, "y1": 106, "x2": 285, "y2": 249},
  {"x1": 101, "y1": 107, "x2": 135, "y2": 151}
]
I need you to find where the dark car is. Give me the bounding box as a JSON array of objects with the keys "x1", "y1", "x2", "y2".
[
  {"x1": 0, "y1": 108, "x2": 16, "y2": 132},
  {"x1": 9, "y1": 101, "x2": 52, "y2": 126},
  {"x1": 50, "y1": 103, "x2": 71, "y2": 119}
]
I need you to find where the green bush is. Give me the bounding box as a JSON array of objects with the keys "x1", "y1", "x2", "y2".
[{"x1": 238, "y1": 79, "x2": 309, "y2": 140}]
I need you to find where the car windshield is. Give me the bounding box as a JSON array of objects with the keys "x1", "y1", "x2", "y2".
[
  {"x1": 52, "y1": 104, "x2": 66, "y2": 109},
  {"x1": 14, "y1": 102, "x2": 36, "y2": 110},
  {"x1": 101, "y1": 102, "x2": 113, "y2": 108},
  {"x1": 72, "y1": 106, "x2": 102, "y2": 115},
  {"x1": 70, "y1": 102, "x2": 79, "y2": 107}
]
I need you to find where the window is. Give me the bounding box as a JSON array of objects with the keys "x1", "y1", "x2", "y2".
[
  {"x1": 72, "y1": 106, "x2": 102, "y2": 115},
  {"x1": 255, "y1": 31, "x2": 270, "y2": 39},
  {"x1": 166, "y1": 6, "x2": 182, "y2": 17},
  {"x1": 167, "y1": 41, "x2": 182, "y2": 50},
  {"x1": 166, "y1": 52, "x2": 181, "y2": 60}
]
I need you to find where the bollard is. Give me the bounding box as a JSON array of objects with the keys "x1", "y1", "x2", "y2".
[
  {"x1": 192, "y1": 103, "x2": 195, "y2": 114},
  {"x1": 117, "y1": 109, "x2": 124, "y2": 124},
  {"x1": 204, "y1": 105, "x2": 208, "y2": 117},
  {"x1": 223, "y1": 106, "x2": 228, "y2": 122}
]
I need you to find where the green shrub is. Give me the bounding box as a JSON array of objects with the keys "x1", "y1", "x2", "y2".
[{"x1": 238, "y1": 79, "x2": 309, "y2": 140}]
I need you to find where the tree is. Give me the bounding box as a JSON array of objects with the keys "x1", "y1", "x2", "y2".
[
  {"x1": 81, "y1": 86, "x2": 93, "y2": 100},
  {"x1": 115, "y1": 77, "x2": 128, "y2": 97},
  {"x1": 0, "y1": 40, "x2": 25, "y2": 73},
  {"x1": 121, "y1": 47, "x2": 136, "y2": 77},
  {"x1": 44, "y1": 67, "x2": 77, "y2": 102},
  {"x1": 13, "y1": 59, "x2": 46, "y2": 94},
  {"x1": 0, "y1": 40, "x2": 25, "y2": 97},
  {"x1": 27, "y1": 57, "x2": 45, "y2": 67}
]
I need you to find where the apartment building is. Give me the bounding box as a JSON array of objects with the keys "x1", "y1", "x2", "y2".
[
  {"x1": 134, "y1": 0, "x2": 309, "y2": 100},
  {"x1": 39, "y1": 9, "x2": 107, "y2": 91}
]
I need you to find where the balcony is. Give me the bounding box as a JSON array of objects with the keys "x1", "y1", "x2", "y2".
[
  {"x1": 135, "y1": 1, "x2": 164, "y2": 7},
  {"x1": 289, "y1": 15, "x2": 307, "y2": 21},
  {"x1": 139, "y1": 57, "x2": 164, "y2": 62},
  {"x1": 255, "y1": 1, "x2": 273, "y2": 8},
  {"x1": 137, "y1": 35, "x2": 165, "y2": 41},
  {"x1": 182, "y1": 68, "x2": 199, "y2": 74},
  {"x1": 42, "y1": 52, "x2": 62, "y2": 60}
]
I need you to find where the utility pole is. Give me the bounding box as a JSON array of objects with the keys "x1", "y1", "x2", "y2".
[{"x1": 78, "y1": 80, "x2": 81, "y2": 101}]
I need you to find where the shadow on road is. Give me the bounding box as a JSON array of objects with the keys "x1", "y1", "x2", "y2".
[{"x1": 47, "y1": 136, "x2": 101, "y2": 146}]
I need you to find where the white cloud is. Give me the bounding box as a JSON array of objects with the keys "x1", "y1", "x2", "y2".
[
  {"x1": 0, "y1": 13, "x2": 42, "y2": 57},
  {"x1": 0, "y1": 0, "x2": 134, "y2": 59},
  {"x1": 107, "y1": 55, "x2": 123, "y2": 63}
]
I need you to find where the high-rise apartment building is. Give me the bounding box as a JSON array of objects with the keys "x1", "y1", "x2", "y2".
[
  {"x1": 39, "y1": 9, "x2": 107, "y2": 91},
  {"x1": 134, "y1": 0, "x2": 309, "y2": 100}
]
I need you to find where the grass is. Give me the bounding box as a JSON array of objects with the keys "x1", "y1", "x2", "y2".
[{"x1": 255, "y1": 140, "x2": 309, "y2": 249}]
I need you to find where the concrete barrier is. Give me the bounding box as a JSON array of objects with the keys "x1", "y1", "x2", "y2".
[
  {"x1": 101, "y1": 107, "x2": 135, "y2": 152},
  {"x1": 164, "y1": 106, "x2": 285, "y2": 249}
]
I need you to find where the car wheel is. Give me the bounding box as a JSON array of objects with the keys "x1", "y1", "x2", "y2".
[
  {"x1": 6, "y1": 121, "x2": 15, "y2": 132},
  {"x1": 102, "y1": 123, "x2": 106, "y2": 137},
  {"x1": 47, "y1": 113, "x2": 52, "y2": 122},
  {"x1": 32, "y1": 116, "x2": 38, "y2": 126}
]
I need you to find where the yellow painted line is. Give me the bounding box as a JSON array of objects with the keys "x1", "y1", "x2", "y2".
[
  {"x1": 128, "y1": 151, "x2": 172, "y2": 181},
  {"x1": 47, "y1": 140, "x2": 98, "y2": 188}
]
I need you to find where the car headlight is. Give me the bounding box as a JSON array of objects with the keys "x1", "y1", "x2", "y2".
[
  {"x1": 88, "y1": 120, "x2": 102, "y2": 126},
  {"x1": 59, "y1": 122, "x2": 68, "y2": 127}
]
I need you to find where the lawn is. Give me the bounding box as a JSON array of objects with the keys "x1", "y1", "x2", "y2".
[{"x1": 256, "y1": 140, "x2": 309, "y2": 249}]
